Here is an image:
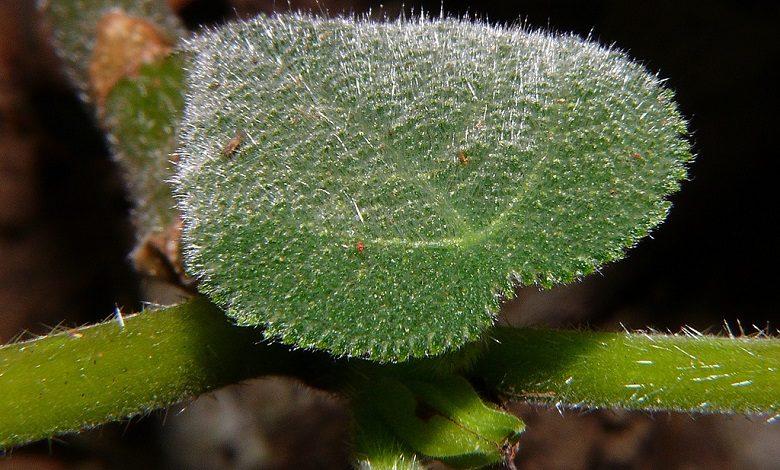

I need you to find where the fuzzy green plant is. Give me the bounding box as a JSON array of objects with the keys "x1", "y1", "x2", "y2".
[
  {"x1": 2, "y1": 305, "x2": 777, "y2": 464},
  {"x1": 473, "y1": 328, "x2": 780, "y2": 414},
  {"x1": 2, "y1": 6, "x2": 777, "y2": 469},
  {"x1": 176, "y1": 15, "x2": 691, "y2": 362}
]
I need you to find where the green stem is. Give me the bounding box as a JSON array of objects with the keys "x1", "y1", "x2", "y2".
[
  {"x1": 2, "y1": 306, "x2": 778, "y2": 450},
  {"x1": 42, "y1": 0, "x2": 185, "y2": 234},
  {"x1": 472, "y1": 328, "x2": 780, "y2": 415},
  {"x1": 0, "y1": 298, "x2": 311, "y2": 448}
]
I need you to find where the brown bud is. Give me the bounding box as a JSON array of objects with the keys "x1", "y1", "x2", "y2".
[{"x1": 89, "y1": 11, "x2": 172, "y2": 112}]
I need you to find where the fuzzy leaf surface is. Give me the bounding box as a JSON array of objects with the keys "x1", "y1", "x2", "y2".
[{"x1": 176, "y1": 15, "x2": 691, "y2": 361}]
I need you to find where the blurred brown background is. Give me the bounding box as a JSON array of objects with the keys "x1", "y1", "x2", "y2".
[{"x1": 1, "y1": 0, "x2": 778, "y2": 468}]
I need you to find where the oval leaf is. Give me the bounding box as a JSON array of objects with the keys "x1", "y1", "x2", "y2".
[{"x1": 175, "y1": 15, "x2": 691, "y2": 361}]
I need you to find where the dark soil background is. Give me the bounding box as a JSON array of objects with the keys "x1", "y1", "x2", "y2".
[{"x1": 1, "y1": 0, "x2": 778, "y2": 468}]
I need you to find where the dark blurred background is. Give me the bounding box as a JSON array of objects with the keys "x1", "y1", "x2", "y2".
[{"x1": 1, "y1": 0, "x2": 778, "y2": 468}]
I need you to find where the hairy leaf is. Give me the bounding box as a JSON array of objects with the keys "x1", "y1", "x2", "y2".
[{"x1": 176, "y1": 15, "x2": 691, "y2": 361}]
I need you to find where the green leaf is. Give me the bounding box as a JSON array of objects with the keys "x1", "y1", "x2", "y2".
[
  {"x1": 403, "y1": 376, "x2": 524, "y2": 445},
  {"x1": 175, "y1": 15, "x2": 692, "y2": 361},
  {"x1": 355, "y1": 375, "x2": 523, "y2": 468}
]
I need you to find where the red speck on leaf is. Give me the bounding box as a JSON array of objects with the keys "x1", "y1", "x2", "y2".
[{"x1": 357, "y1": 241, "x2": 365, "y2": 253}]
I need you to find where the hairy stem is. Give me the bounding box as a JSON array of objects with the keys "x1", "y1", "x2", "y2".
[
  {"x1": 42, "y1": 0, "x2": 185, "y2": 234},
  {"x1": 2, "y1": 307, "x2": 778, "y2": 449},
  {"x1": 473, "y1": 328, "x2": 780, "y2": 415},
  {"x1": 42, "y1": 1, "x2": 187, "y2": 287},
  {"x1": 0, "y1": 298, "x2": 312, "y2": 449}
]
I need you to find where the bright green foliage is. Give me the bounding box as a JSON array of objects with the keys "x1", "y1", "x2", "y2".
[
  {"x1": 177, "y1": 14, "x2": 691, "y2": 361},
  {"x1": 474, "y1": 328, "x2": 780, "y2": 415},
  {"x1": 0, "y1": 298, "x2": 285, "y2": 449},
  {"x1": 352, "y1": 375, "x2": 523, "y2": 468},
  {"x1": 23, "y1": 3, "x2": 774, "y2": 466},
  {"x1": 2, "y1": 301, "x2": 778, "y2": 451},
  {"x1": 104, "y1": 55, "x2": 185, "y2": 230},
  {"x1": 41, "y1": 0, "x2": 183, "y2": 103}
]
